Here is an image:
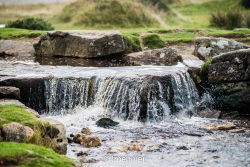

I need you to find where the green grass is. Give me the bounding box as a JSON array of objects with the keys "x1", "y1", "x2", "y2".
[
  {"x1": 0, "y1": 28, "x2": 45, "y2": 39},
  {"x1": 0, "y1": 105, "x2": 41, "y2": 128},
  {"x1": 160, "y1": 32, "x2": 195, "y2": 42},
  {"x1": 0, "y1": 142, "x2": 75, "y2": 167},
  {"x1": 0, "y1": 105, "x2": 59, "y2": 151}
]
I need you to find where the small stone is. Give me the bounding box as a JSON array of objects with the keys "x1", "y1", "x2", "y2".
[
  {"x1": 73, "y1": 134, "x2": 86, "y2": 144},
  {"x1": 67, "y1": 137, "x2": 73, "y2": 143},
  {"x1": 202, "y1": 122, "x2": 236, "y2": 131},
  {"x1": 81, "y1": 127, "x2": 91, "y2": 135},
  {"x1": 229, "y1": 129, "x2": 245, "y2": 133},
  {"x1": 177, "y1": 146, "x2": 189, "y2": 150},
  {"x1": 70, "y1": 133, "x2": 74, "y2": 137},
  {"x1": 2, "y1": 122, "x2": 34, "y2": 142},
  {"x1": 76, "y1": 151, "x2": 88, "y2": 157},
  {"x1": 80, "y1": 136, "x2": 101, "y2": 147}
]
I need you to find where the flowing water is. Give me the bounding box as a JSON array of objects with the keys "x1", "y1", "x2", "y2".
[{"x1": 0, "y1": 61, "x2": 249, "y2": 167}]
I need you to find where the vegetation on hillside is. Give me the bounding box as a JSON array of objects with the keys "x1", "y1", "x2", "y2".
[{"x1": 0, "y1": 142, "x2": 75, "y2": 167}]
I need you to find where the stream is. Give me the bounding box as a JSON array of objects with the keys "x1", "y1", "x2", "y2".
[{"x1": 0, "y1": 56, "x2": 250, "y2": 167}]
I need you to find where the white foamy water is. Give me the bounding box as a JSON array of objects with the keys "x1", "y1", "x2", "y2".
[{"x1": 45, "y1": 107, "x2": 250, "y2": 167}]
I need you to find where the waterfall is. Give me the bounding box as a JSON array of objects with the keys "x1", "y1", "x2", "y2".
[{"x1": 43, "y1": 70, "x2": 199, "y2": 122}]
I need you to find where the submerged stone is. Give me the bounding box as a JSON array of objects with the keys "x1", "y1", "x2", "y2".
[
  {"x1": 96, "y1": 118, "x2": 119, "y2": 128},
  {"x1": 34, "y1": 30, "x2": 125, "y2": 58}
]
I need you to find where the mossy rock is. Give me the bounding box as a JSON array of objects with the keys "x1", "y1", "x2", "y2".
[
  {"x1": 0, "y1": 142, "x2": 75, "y2": 167},
  {"x1": 0, "y1": 105, "x2": 61, "y2": 153},
  {"x1": 142, "y1": 33, "x2": 165, "y2": 49},
  {"x1": 122, "y1": 33, "x2": 142, "y2": 53}
]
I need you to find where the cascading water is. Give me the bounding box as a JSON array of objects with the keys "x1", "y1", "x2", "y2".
[{"x1": 43, "y1": 69, "x2": 199, "y2": 122}]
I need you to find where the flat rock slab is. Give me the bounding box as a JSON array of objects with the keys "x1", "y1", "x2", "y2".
[
  {"x1": 34, "y1": 30, "x2": 125, "y2": 58},
  {"x1": 0, "y1": 40, "x2": 35, "y2": 56},
  {"x1": 124, "y1": 47, "x2": 182, "y2": 65}
]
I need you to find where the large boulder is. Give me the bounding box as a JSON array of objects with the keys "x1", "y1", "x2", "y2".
[
  {"x1": 34, "y1": 30, "x2": 125, "y2": 58},
  {"x1": 194, "y1": 37, "x2": 249, "y2": 60},
  {"x1": 0, "y1": 40, "x2": 35, "y2": 56},
  {"x1": 207, "y1": 49, "x2": 250, "y2": 114},
  {"x1": 0, "y1": 86, "x2": 20, "y2": 99},
  {"x1": 123, "y1": 47, "x2": 182, "y2": 65},
  {"x1": 2, "y1": 122, "x2": 34, "y2": 142}
]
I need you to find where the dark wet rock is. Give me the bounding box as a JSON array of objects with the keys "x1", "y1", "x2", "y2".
[
  {"x1": 70, "y1": 133, "x2": 74, "y2": 137},
  {"x1": 197, "y1": 109, "x2": 221, "y2": 119},
  {"x1": 96, "y1": 118, "x2": 119, "y2": 128},
  {"x1": 67, "y1": 137, "x2": 73, "y2": 143},
  {"x1": 206, "y1": 49, "x2": 250, "y2": 114},
  {"x1": 34, "y1": 30, "x2": 125, "y2": 58},
  {"x1": 76, "y1": 151, "x2": 88, "y2": 157},
  {"x1": 0, "y1": 86, "x2": 20, "y2": 99},
  {"x1": 194, "y1": 37, "x2": 249, "y2": 60},
  {"x1": 0, "y1": 75, "x2": 52, "y2": 113},
  {"x1": 2, "y1": 122, "x2": 34, "y2": 142},
  {"x1": 176, "y1": 146, "x2": 189, "y2": 150},
  {"x1": 123, "y1": 47, "x2": 182, "y2": 65},
  {"x1": 0, "y1": 40, "x2": 35, "y2": 56}
]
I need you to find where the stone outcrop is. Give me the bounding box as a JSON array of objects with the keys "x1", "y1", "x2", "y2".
[
  {"x1": 2, "y1": 122, "x2": 34, "y2": 142},
  {"x1": 0, "y1": 40, "x2": 35, "y2": 56},
  {"x1": 34, "y1": 30, "x2": 125, "y2": 58},
  {"x1": 40, "y1": 118, "x2": 68, "y2": 154},
  {"x1": 194, "y1": 37, "x2": 249, "y2": 60},
  {"x1": 124, "y1": 47, "x2": 182, "y2": 65},
  {"x1": 207, "y1": 49, "x2": 250, "y2": 114},
  {"x1": 0, "y1": 86, "x2": 20, "y2": 99}
]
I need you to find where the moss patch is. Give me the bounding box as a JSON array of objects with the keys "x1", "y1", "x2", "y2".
[
  {"x1": 0, "y1": 105, "x2": 58, "y2": 151},
  {"x1": 0, "y1": 142, "x2": 74, "y2": 167},
  {"x1": 122, "y1": 32, "x2": 141, "y2": 53},
  {"x1": 142, "y1": 33, "x2": 165, "y2": 49}
]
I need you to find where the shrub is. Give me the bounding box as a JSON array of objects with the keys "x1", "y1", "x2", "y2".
[
  {"x1": 6, "y1": 18, "x2": 54, "y2": 30},
  {"x1": 142, "y1": 33, "x2": 165, "y2": 49},
  {"x1": 242, "y1": 0, "x2": 250, "y2": 8},
  {"x1": 210, "y1": 9, "x2": 244, "y2": 29}
]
